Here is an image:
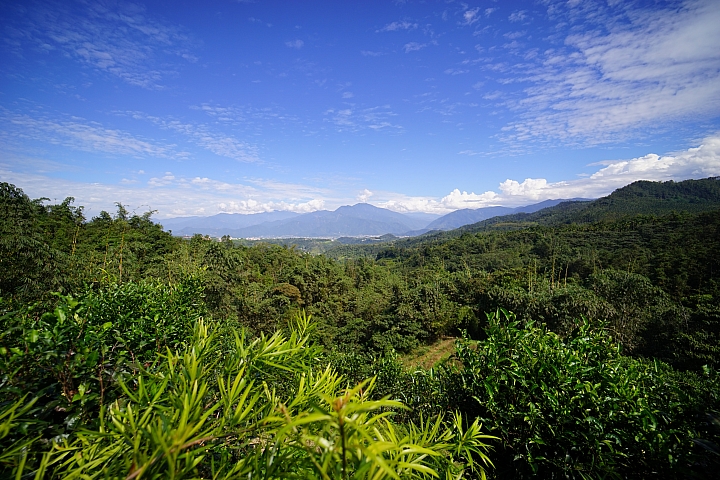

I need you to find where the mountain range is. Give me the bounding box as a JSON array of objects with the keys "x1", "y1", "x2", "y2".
[
  {"x1": 420, "y1": 198, "x2": 591, "y2": 231},
  {"x1": 160, "y1": 199, "x2": 586, "y2": 238},
  {"x1": 455, "y1": 177, "x2": 720, "y2": 235}
]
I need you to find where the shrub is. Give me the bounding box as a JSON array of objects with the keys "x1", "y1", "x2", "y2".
[
  {"x1": 1, "y1": 309, "x2": 496, "y2": 479},
  {"x1": 441, "y1": 309, "x2": 720, "y2": 479}
]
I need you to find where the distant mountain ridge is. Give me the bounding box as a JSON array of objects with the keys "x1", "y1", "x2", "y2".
[
  {"x1": 160, "y1": 199, "x2": 585, "y2": 238},
  {"x1": 352, "y1": 177, "x2": 720, "y2": 256},
  {"x1": 161, "y1": 203, "x2": 436, "y2": 238},
  {"x1": 161, "y1": 211, "x2": 300, "y2": 236},
  {"x1": 230, "y1": 204, "x2": 430, "y2": 238},
  {"x1": 160, "y1": 178, "x2": 720, "y2": 240},
  {"x1": 424, "y1": 198, "x2": 591, "y2": 231},
  {"x1": 445, "y1": 177, "x2": 720, "y2": 237}
]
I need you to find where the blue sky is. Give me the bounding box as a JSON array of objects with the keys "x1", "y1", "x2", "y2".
[{"x1": 1, "y1": 0, "x2": 719, "y2": 218}]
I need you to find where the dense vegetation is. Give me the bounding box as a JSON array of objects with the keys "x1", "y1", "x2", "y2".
[{"x1": 2, "y1": 178, "x2": 720, "y2": 478}]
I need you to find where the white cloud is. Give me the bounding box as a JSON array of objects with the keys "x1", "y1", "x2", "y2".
[
  {"x1": 148, "y1": 173, "x2": 176, "y2": 187},
  {"x1": 357, "y1": 188, "x2": 373, "y2": 202},
  {"x1": 342, "y1": 92, "x2": 354, "y2": 99},
  {"x1": 218, "y1": 198, "x2": 324, "y2": 214},
  {"x1": 461, "y1": 7, "x2": 480, "y2": 26},
  {"x1": 376, "y1": 195, "x2": 442, "y2": 214},
  {"x1": 285, "y1": 39, "x2": 304, "y2": 49},
  {"x1": 403, "y1": 42, "x2": 426, "y2": 53},
  {"x1": 496, "y1": 134, "x2": 720, "y2": 202},
  {"x1": 0, "y1": 108, "x2": 181, "y2": 159},
  {"x1": 377, "y1": 21, "x2": 418, "y2": 32},
  {"x1": 0, "y1": 164, "x2": 331, "y2": 218},
  {"x1": 503, "y1": 0, "x2": 720, "y2": 145},
  {"x1": 499, "y1": 178, "x2": 549, "y2": 198},
  {"x1": 4, "y1": 113, "x2": 718, "y2": 218},
  {"x1": 440, "y1": 189, "x2": 499, "y2": 209},
  {"x1": 378, "y1": 134, "x2": 720, "y2": 213},
  {"x1": 5, "y1": 0, "x2": 196, "y2": 89},
  {"x1": 127, "y1": 111, "x2": 260, "y2": 163},
  {"x1": 375, "y1": 189, "x2": 500, "y2": 214},
  {"x1": 509, "y1": 10, "x2": 527, "y2": 22}
]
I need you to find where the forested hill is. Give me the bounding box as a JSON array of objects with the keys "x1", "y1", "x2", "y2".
[
  {"x1": 3, "y1": 179, "x2": 720, "y2": 479},
  {"x1": 463, "y1": 176, "x2": 720, "y2": 232},
  {"x1": 338, "y1": 176, "x2": 720, "y2": 254},
  {"x1": 378, "y1": 209, "x2": 720, "y2": 297}
]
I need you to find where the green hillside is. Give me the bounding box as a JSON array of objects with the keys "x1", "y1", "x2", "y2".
[
  {"x1": 2, "y1": 180, "x2": 720, "y2": 479},
  {"x1": 462, "y1": 176, "x2": 720, "y2": 233}
]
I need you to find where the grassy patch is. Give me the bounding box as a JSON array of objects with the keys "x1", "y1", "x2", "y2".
[{"x1": 401, "y1": 337, "x2": 457, "y2": 369}]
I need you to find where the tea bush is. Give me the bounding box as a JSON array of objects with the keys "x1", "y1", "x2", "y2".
[{"x1": 440, "y1": 309, "x2": 720, "y2": 478}]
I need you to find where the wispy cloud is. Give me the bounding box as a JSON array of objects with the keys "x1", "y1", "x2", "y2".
[
  {"x1": 189, "y1": 103, "x2": 297, "y2": 129},
  {"x1": 0, "y1": 108, "x2": 182, "y2": 158},
  {"x1": 248, "y1": 16, "x2": 272, "y2": 27},
  {"x1": 244, "y1": 177, "x2": 331, "y2": 199},
  {"x1": 501, "y1": 0, "x2": 720, "y2": 145},
  {"x1": 379, "y1": 134, "x2": 720, "y2": 212},
  {"x1": 285, "y1": 39, "x2": 304, "y2": 49},
  {"x1": 324, "y1": 105, "x2": 402, "y2": 132},
  {"x1": 5, "y1": 0, "x2": 197, "y2": 89},
  {"x1": 444, "y1": 68, "x2": 469, "y2": 76},
  {"x1": 504, "y1": 31, "x2": 526, "y2": 40},
  {"x1": 126, "y1": 111, "x2": 260, "y2": 163},
  {"x1": 460, "y1": 7, "x2": 480, "y2": 26},
  {"x1": 403, "y1": 42, "x2": 427, "y2": 53},
  {"x1": 377, "y1": 20, "x2": 418, "y2": 32},
  {"x1": 508, "y1": 10, "x2": 528, "y2": 23}
]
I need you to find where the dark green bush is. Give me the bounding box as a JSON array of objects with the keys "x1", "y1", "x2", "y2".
[
  {"x1": 0, "y1": 277, "x2": 207, "y2": 460},
  {"x1": 1, "y1": 311, "x2": 496, "y2": 479},
  {"x1": 441, "y1": 309, "x2": 720, "y2": 479}
]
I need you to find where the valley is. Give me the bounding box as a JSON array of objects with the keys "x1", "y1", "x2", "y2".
[{"x1": 2, "y1": 177, "x2": 720, "y2": 478}]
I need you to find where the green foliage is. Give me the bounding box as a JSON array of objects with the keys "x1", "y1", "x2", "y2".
[
  {"x1": 0, "y1": 183, "x2": 76, "y2": 302},
  {"x1": 436, "y1": 176, "x2": 720, "y2": 235},
  {"x1": 0, "y1": 183, "x2": 180, "y2": 306},
  {"x1": 441, "y1": 309, "x2": 720, "y2": 478},
  {"x1": 3, "y1": 180, "x2": 720, "y2": 478},
  {"x1": 2, "y1": 311, "x2": 495, "y2": 479},
  {"x1": 0, "y1": 277, "x2": 207, "y2": 464},
  {"x1": 365, "y1": 209, "x2": 720, "y2": 368},
  {"x1": 5, "y1": 180, "x2": 720, "y2": 369}
]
